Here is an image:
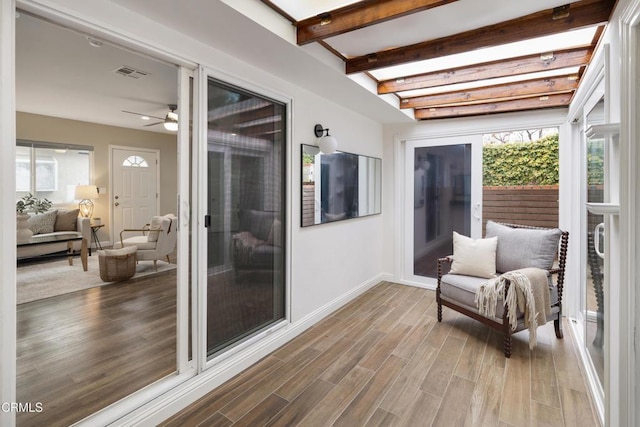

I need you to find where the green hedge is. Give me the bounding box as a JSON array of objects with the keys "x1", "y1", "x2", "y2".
[{"x1": 483, "y1": 134, "x2": 559, "y2": 186}]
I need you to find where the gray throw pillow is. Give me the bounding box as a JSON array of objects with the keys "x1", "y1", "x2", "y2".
[
  {"x1": 54, "y1": 209, "x2": 80, "y2": 231},
  {"x1": 28, "y1": 210, "x2": 58, "y2": 235},
  {"x1": 485, "y1": 220, "x2": 562, "y2": 273}
]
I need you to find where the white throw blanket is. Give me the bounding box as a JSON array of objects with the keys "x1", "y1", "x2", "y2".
[{"x1": 475, "y1": 267, "x2": 551, "y2": 349}]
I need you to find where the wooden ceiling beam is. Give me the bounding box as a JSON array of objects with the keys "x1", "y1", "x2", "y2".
[
  {"x1": 297, "y1": 0, "x2": 459, "y2": 46},
  {"x1": 401, "y1": 75, "x2": 579, "y2": 109},
  {"x1": 347, "y1": 0, "x2": 615, "y2": 74},
  {"x1": 414, "y1": 93, "x2": 573, "y2": 120},
  {"x1": 378, "y1": 46, "x2": 593, "y2": 94}
]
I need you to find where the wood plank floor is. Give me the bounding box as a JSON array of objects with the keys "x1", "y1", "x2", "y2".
[
  {"x1": 16, "y1": 270, "x2": 177, "y2": 427},
  {"x1": 162, "y1": 282, "x2": 600, "y2": 427}
]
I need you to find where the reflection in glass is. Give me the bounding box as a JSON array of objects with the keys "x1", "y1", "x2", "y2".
[
  {"x1": 301, "y1": 144, "x2": 381, "y2": 226},
  {"x1": 585, "y1": 98, "x2": 605, "y2": 385},
  {"x1": 413, "y1": 144, "x2": 471, "y2": 278},
  {"x1": 206, "y1": 79, "x2": 286, "y2": 357}
]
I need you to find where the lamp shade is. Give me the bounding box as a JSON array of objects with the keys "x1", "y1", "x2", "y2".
[
  {"x1": 164, "y1": 111, "x2": 178, "y2": 131},
  {"x1": 318, "y1": 135, "x2": 338, "y2": 154},
  {"x1": 74, "y1": 185, "x2": 99, "y2": 200}
]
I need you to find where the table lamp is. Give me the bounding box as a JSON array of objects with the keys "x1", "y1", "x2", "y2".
[{"x1": 74, "y1": 185, "x2": 99, "y2": 218}]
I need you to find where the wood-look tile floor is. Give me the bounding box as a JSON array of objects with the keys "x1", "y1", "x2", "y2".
[{"x1": 162, "y1": 282, "x2": 599, "y2": 427}]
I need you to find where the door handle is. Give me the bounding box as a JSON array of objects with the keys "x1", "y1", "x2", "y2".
[
  {"x1": 472, "y1": 203, "x2": 481, "y2": 220},
  {"x1": 594, "y1": 222, "x2": 604, "y2": 259},
  {"x1": 114, "y1": 202, "x2": 120, "y2": 207}
]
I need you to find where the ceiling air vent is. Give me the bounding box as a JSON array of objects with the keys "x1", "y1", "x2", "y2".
[{"x1": 113, "y1": 65, "x2": 150, "y2": 79}]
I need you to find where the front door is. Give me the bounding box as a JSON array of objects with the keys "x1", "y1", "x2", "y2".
[
  {"x1": 404, "y1": 136, "x2": 483, "y2": 286},
  {"x1": 110, "y1": 147, "x2": 159, "y2": 242}
]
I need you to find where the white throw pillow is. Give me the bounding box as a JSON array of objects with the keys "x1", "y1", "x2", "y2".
[{"x1": 449, "y1": 231, "x2": 498, "y2": 279}]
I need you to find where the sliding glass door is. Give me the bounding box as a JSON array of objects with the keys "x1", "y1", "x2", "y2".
[
  {"x1": 405, "y1": 136, "x2": 482, "y2": 286},
  {"x1": 204, "y1": 77, "x2": 286, "y2": 357}
]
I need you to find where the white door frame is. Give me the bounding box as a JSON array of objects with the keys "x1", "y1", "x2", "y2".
[
  {"x1": 108, "y1": 145, "x2": 160, "y2": 246},
  {"x1": 3, "y1": 2, "x2": 199, "y2": 426},
  {"x1": 402, "y1": 135, "x2": 483, "y2": 288},
  {"x1": 618, "y1": 2, "x2": 640, "y2": 425},
  {"x1": 0, "y1": 1, "x2": 17, "y2": 426},
  {"x1": 197, "y1": 66, "x2": 293, "y2": 373}
]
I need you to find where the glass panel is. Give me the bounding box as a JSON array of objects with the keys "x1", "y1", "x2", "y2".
[
  {"x1": 122, "y1": 155, "x2": 149, "y2": 167},
  {"x1": 585, "y1": 98, "x2": 605, "y2": 385},
  {"x1": 206, "y1": 78, "x2": 286, "y2": 357},
  {"x1": 413, "y1": 144, "x2": 471, "y2": 278},
  {"x1": 16, "y1": 145, "x2": 90, "y2": 204}
]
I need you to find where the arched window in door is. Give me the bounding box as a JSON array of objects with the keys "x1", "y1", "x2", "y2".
[{"x1": 122, "y1": 155, "x2": 149, "y2": 167}]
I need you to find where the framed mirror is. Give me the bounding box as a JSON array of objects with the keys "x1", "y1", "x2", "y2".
[{"x1": 301, "y1": 144, "x2": 381, "y2": 227}]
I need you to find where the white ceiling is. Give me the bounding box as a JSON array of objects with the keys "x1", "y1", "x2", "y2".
[
  {"x1": 15, "y1": 0, "x2": 599, "y2": 128},
  {"x1": 16, "y1": 12, "x2": 179, "y2": 134}
]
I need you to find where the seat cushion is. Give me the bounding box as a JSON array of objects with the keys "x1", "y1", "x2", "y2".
[
  {"x1": 440, "y1": 273, "x2": 558, "y2": 319},
  {"x1": 485, "y1": 221, "x2": 562, "y2": 273}
]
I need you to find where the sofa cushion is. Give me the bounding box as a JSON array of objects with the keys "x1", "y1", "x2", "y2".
[
  {"x1": 54, "y1": 209, "x2": 79, "y2": 231},
  {"x1": 267, "y1": 219, "x2": 282, "y2": 247},
  {"x1": 102, "y1": 245, "x2": 138, "y2": 257},
  {"x1": 28, "y1": 210, "x2": 58, "y2": 235},
  {"x1": 485, "y1": 221, "x2": 562, "y2": 273},
  {"x1": 240, "y1": 210, "x2": 277, "y2": 242},
  {"x1": 449, "y1": 232, "x2": 498, "y2": 279}
]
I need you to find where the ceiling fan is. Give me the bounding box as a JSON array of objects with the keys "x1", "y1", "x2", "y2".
[{"x1": 122, "y1": 104, "x2": 178, "y2": 131}]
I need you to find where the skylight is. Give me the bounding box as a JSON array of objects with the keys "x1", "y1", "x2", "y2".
[
  {"x1": 269, "y1": 0, "x2": 365, "y2": 21},
  {"x1": 397, "y1": 67, "x2": 581, "y2": 99},
  {"x1": 370, "y1": 26, "x2": 598, "y2": 82}
]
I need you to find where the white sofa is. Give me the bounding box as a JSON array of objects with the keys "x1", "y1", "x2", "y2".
[{"x1": 17, "y1": 210, "x2": 91, "y2": 259}]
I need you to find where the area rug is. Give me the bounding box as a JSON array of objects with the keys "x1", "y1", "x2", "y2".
[{"x1": 17, "y1": 254, "x2": 176, "y2": 305}]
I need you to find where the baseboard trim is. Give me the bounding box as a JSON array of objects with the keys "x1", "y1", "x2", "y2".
[
  {"x1": 380, "y1": 273, "x2": 436, "y2": 290},
  {"x1": 109, "y1": 273, "x2": 384, "y2": 426}
]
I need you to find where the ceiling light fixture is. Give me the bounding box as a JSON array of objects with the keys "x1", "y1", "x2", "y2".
[
  {"x1": 319, "y1": 13, "x2": 331, "y2": 26},
  {"x1": 141, "y1": 116, "x2": 150, "y2": 121},
  {"x1": 164, "y1": 104, "x2": 178, "y2": 131},
  {"x1": 314, "y1": 124, "x2": 337, "y2": 154},
  {"x1": 552, "y1": 5, "x2": 570, "y2": 20}
]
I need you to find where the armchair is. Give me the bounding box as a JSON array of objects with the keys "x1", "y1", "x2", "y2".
[
  {"x1": 112, "y1": 214, "x2": 177, "y2": 270},
  {"x1": 437, "y1": 221, "x2": 569, "y2": 358}
]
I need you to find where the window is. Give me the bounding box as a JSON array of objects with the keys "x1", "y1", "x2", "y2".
[
  {"x1": 122, "y1": 155, "x2": 149, "y2": 167},
  {"x1": 16, "y1": 140, "x2": 93, "y2": 204}
]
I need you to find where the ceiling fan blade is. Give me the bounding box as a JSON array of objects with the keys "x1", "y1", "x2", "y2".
[
  {"x1": 121, "y1": 110, "x2": 164, "y2": 121},
  {"x1": 143, "y1": 121, "x2": 164, "y2": 127}
]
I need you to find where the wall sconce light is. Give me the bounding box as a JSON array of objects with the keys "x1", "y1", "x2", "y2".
[
  {"x1": 74, "y1": 185, "x2": 99, "y2": 218},
  {"x1": 314, "y1": 124, "x2": 338, "y2": 154}
]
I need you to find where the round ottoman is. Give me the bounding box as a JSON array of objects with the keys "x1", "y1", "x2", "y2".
[{"x1": 97, "y1": 246, "x2": 137, "y2": 282}]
